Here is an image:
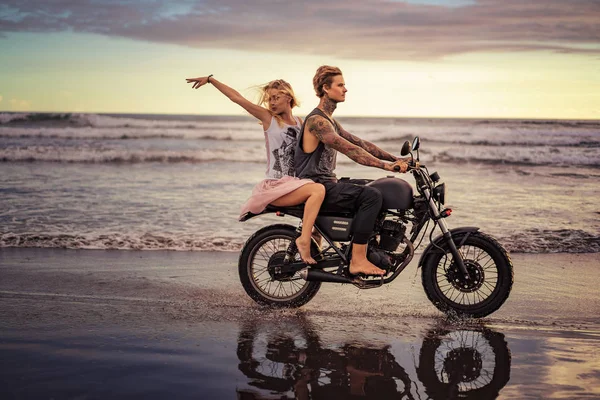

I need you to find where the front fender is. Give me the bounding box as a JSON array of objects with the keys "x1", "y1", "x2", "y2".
[{"x1": 417, "y1": 227, "x2": 480, "y2": 269}]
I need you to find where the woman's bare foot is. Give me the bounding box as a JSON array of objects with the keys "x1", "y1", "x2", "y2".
[
  {"x1": 349, "y1": 258, "x2": 385, "y2": 276},
  {"x1": 296, "y1": 237, "x2": 316, "y2": 264}
]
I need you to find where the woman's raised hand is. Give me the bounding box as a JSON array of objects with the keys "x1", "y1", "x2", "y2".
[{"x1": 186, "y1": 76, "x2": 210, "y2": 89}]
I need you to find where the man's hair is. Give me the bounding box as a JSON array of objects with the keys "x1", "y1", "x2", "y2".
[{"x1": 313, "y1": 65, "x2": 342, "y2": 98}]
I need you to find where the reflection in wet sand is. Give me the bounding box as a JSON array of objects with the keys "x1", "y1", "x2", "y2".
[
  {"x1": 235, "y1": 313, "x2": 510, "y2": 399},
  {"x1": 418, "y1": 328, "x2": 510, "y2": 399},
  {"x1": 2, "y1": 249, "x2": 599, "y2": 398},
  {"x1": 543, "y1": 336, "x2": 600, "y2": 398}
]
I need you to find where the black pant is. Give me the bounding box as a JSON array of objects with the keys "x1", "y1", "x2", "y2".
[{"x1": 321, "y1": 179, "x2": 382, "y2": 244}]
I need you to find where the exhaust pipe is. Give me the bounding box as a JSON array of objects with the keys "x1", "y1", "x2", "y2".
[{"x1": 299, "y1": 268, "x2": 354, "y2": 284}]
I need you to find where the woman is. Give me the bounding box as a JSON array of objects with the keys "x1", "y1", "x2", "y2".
[{"x1": 186, "y1": 75, "x2": 325, "y2": 264}]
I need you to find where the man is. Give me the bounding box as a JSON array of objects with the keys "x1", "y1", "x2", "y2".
[{"x1": 295, "y1": 65, "x2": 409, "y2": 276}]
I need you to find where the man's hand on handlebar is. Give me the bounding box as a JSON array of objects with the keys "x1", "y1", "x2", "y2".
[{"x1": 385, "y1": 159, "x2": 409, "y2": 173}]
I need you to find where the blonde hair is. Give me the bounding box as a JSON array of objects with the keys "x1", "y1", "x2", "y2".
[
  {"x1": 257, "y1": 79, "x2": 300, "y2": 127},
  {"x1": 313, "y1": 65, "x2": 342, "y2": 98}
]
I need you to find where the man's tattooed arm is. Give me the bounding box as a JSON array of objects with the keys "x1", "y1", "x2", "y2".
[
  {"x1": 337, "y1": 123, "x2": 398, "y2": 161},
  {"x1": 308, "y1": 116, "x2": 397, "y2": 171}
]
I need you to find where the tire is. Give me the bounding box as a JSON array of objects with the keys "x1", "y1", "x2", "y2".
[
  {"x1": 238, "y1": 224, "x2": 321, "y2": 308},
  {"x1": 417, "y1": 327, "x2": 511, "y2": 400},
  {"x1": 421, "y1": 232, "x2": 513, "y2": 318}
]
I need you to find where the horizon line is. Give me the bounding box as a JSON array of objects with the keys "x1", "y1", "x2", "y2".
[{"x1": 1, "y1": 110, "x2": 599, "y2": 123}]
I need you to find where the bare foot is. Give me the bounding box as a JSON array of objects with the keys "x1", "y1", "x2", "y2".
[
  {"x1": 296, "y1": 237, "x2": 316, "y2": 264},
  {"x1": 349, "y1": 258, "x2": 385, "y2": 276}
]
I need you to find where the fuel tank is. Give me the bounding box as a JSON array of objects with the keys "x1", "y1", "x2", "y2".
[{"x1": 367, "y1": 177, "x2": 414, "y2": 210}]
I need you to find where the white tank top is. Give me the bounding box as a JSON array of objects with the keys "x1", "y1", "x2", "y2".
[{"x1": 264, "y1": 116, "x2": 302, "y2": 179}]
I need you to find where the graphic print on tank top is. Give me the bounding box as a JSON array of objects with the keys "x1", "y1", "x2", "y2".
[{"x1": 271, "y1": 127, "x2": 298, "y2": 178}]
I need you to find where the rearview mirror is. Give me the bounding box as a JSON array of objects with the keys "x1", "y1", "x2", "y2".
[
  {"x1": 400, "y1": 140, "x2": 412, "y2": 156},
  {"x1": 412, "y1": 136, "x2": 420, "y2": 151}
]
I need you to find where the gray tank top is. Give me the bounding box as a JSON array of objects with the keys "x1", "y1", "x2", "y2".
[{"x1": 294, "y1": 108, "x2": 338, "y2": 183}]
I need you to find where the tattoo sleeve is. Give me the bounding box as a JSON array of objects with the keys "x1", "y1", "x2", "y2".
[
  {"x1": 307, "y1": 116, "x2": 387, "y2": 169},
  {"x1": 338, "y1": 124, "x2": 397, "y2": 161}
]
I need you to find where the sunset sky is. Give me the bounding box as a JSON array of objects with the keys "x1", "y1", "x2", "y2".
[{"x1": 1, "y1": 0, "x2": 599, "y2": 119}]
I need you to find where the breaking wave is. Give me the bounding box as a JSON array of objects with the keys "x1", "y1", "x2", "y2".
[
  {"x1": 434, "y1": 149, "x2": 600, "y2": 168},
  {"x1": 0, "y1": 146, "x2": 266, "y2": 164},
  {"x1": 0, "y1": 112, "x2": 249, "y2": 130},
  {"x1": 2, "y1": 145, "x2": 597, "y2": 168},
  {"x1": 2, "y1": 229, "x2": 598, "y2": 253},
  {"x1": 0, "y1": 232, "x2": 244, "y2": 252},
  {"x1": 499, "y1": 229, "x2": 600, "y2": 254}
]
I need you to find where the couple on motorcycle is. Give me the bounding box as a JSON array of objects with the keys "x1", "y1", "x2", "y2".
[{"x1": 187, "y1": 65, "x2": 410, "y2": 276}]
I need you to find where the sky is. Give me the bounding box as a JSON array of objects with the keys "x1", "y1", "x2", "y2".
[{"x1": 0, "y1": 0, "x2": 599, "y2": 119}]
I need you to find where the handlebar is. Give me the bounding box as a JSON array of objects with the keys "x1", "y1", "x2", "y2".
[{"x1": 392, "y1": 160, "x2": 422, "y2": 172}]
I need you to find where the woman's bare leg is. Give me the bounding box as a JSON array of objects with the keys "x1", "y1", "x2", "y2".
[{"x1": 270, "y1": 183, "x2": 326, "y2": 264}]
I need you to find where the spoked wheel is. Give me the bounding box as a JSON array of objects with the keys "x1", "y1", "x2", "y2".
[
  {"x1": 238, "y1": 224, "x2": 321, "y2": 307},
  {"x1": 417, "y1": 327, "x2": 511, "y2": 399},
  {"x1": 422, "y1": 232, "x2": 513, "y2": 318}
]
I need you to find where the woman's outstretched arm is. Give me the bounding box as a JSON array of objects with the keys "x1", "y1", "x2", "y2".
[{"x1": 186, "y1": 75, "x2": 272, "y2": 126}]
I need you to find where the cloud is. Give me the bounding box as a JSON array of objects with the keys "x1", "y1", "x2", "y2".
[
  {"x1": 1, "y1": 0, "x2": 599, "y2": 60},
  {"x1": 0, "y1": 95, "x2": 3, "y2": 103}
]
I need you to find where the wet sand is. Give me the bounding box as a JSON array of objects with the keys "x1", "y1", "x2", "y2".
[{"x1": 1, "y1": 248, "x2": 599, "y2": 399}]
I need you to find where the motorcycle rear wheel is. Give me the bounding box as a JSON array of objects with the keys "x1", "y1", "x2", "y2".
[
  {"x1": 238, "y1": 224, "x2": 321, "y2": 308},
  {"x1": 422, "y1": 232, "x2": 513, "y2": 318}
]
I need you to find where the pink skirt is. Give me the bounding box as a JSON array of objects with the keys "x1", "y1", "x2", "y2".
[{"x1": 239, "y1": 176, "x2": 314, "y2": 219}]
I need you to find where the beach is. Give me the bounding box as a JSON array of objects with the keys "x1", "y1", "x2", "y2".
[
  {"x1": 1, "y1": 113, "x2": 599, "y2": 398},
  {"x1": 3, "y1": 0, "x2": 600, "y2": 395},
  {"x1": 1, "y1": 248, "x2": 599, "y2": 399}
]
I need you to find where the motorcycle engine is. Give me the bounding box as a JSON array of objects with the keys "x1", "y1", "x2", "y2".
[
  {"x1": 367, "y1": 220, "x2": 407, "y2": 270},
  {"x1": 379, "y1": 220, "x2": 406, "y2": 252},
  {"x1": 367, "y1": 247, "x2": 393, "y2": 270}
]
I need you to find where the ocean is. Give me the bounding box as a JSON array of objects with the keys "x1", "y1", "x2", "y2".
[{"x1": 1, "y1": 112, "x2": 599, "y2": 253}]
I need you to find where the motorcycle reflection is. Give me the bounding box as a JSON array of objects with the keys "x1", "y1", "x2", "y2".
[{"x1": 236, "y1": 315, "x2": 510, "y2": 400}]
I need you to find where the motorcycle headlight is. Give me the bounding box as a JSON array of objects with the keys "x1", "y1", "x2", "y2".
[{"x1": 433, "y1": 183, "x2": 446, "y2": 204}]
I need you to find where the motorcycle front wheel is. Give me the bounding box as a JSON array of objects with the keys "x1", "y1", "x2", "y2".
[
  {"x1": 422, "y1": 232, "x2": 513, "y2": 318},
  {"x1": 238, "y1": 224, "x2": 321, "y2": 308}
]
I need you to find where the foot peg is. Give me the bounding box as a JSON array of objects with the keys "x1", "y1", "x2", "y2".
[{"x1": 353, "y1": 275, "x2": 385, "y2": 289}]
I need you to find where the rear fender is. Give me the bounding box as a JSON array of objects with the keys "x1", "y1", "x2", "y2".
[
  {"x1": 238, "y1": 224, "x2": 297, "y2": 264},
  {"x1": 239, "y1": 207, "x2": 303, "y2": 222},
  {"x1": 417, "y1": 227, "x2": 480, "y2": 269},
  {"x1": 240, "y1": 223, "x2": 297, "y2": 246},
  {"x1": 238, "y1": 223, "x2": 324, "y2": 268}
]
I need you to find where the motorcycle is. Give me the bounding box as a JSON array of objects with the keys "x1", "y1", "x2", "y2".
[{"x1": 238, "y1": 136, "x2": 513, "y2": 318}]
